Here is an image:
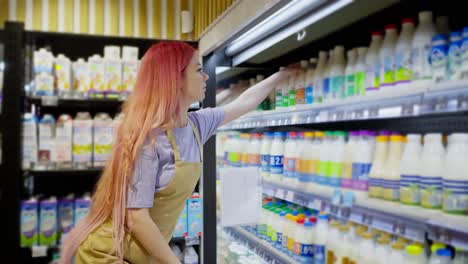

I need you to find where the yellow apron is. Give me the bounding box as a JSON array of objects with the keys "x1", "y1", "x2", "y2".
[{"x1": 75, "y1": 119, "x2": 203, "y2": 263}]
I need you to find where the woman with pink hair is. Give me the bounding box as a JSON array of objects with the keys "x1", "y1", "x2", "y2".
[{"x1": 60, "y1": 41, "x2": 294, "y2": 263}]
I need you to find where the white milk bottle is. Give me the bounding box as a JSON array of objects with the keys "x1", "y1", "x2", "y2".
[
  {"x1": 352, "y1": 131, "x2": 376, "y2": 192},
  {"x1": 380, "y1": 24, "x2": 398, "y2": 88},
  {"x1": 406, "y1": 244, "x2": 427, "y2": 264},
  {"x1": 453, "y1": 248, "x2": 468, "y2": 264},
  {"x1": 443, "y1": 133, "x2": 468, "y2": 214},
  {"x1": 329, "y1": 46, "x2": 346, "y2": 101},
  {"x1": 369, "y1": 131, "x2": 390, "y2": 198},
  {"x1": 400, "y1": 134, "x2": 423, "y2": 205},
  {"x1": 388, "y1": 242, "x2": 405, "y2": 264},
  {"x1": 287, "y1": 215, "x2": 299, "y2": 256},
  {"x1": 314, "y1": 214, "x2": 328, "y2": 264},
  {"x1": 275, "y1": 212, "x2": 287, "y2": 250},
  {"x1": 73, "y1": 112, "x2": 93, "y2": 169},
  {"x1": 365, "y1": 32, "x2": 383, "y2": 93},
  {"x1": 223, "y1": 134, "x2": 233, "y2": 166},
  {"x1": 295, "y1": 221, "x2": 314, "y2": 264},
  {"x1": 248, "y1": 133, "x2": 262, "y2": 168},
  {"x1": 275, "y1": 73, "x2": 284, "y2": 109},
  {"x1": 270, "y1": 132, "x2": 286, "y2": 182},
  {"x1": 411, "y1": 11, "x2": 437, "y2": 84},
  {"x1": 461, "y1": 28, "x2": 468, "y2": 79},
  {"x1": 326, "y1": 221, "x2": 340, "y2": 264},
  {"x1": 342, "y1": 131, "x2": 358, "y2": 189},
  {"x1": 322, "y1": 50, "x2": 333, "y2": 102},
  {"x1": 354, "y1": 47, "x2": 368, "y2": 96},
  {"x1": 314, "y1": 51, "x2": 328, "y2": 103},
  {"x1": 239, "y1": 134, "x2": 250, "y2": 167},
  {"x1": 229, "y1": 134, "x2": 242, "y2": 167},
  {"x1": 395, "y1": 18, "x2": 416, "y2": 87},
  {"x1": 259, "y1": 204, "x2": 268, "y2": 239},
  {"x1": 420, "y1": 133, "x2": 445, "y2": 209},
  {"x1": 431, "y1": 34, "x2": 450, "y2": 83},
  {"x1": 345, "y1": 49, "x2": 357, "y2": 98},
  {"x1": 294, "y1": 132, "x2": 305, "y2": 185},
  {"x1": 334, "y1": 225, "x2": 352, "y2": 264},
  {"x1": 306, "y1": 58, "x2": 317, "y2": 104},
  {"x1": 282, "y1": 214, "x2": 292, "y2": 253},
  {"x1": 22, "y1": 113, "x2": 38, "y2": 169},
  {"x1": 295, "y1": 60, "x2": 308, "y2": 105},
  {"x1": 358, "y1": 232, "x2": 376, "y2": 264},
  {"x1": 299, "y1": 132, "x2": 316, "y2": 187},
  {"x1": 261, "y1": 132, "x2": 274, "y2": 180},
  {"x1": 375, "y1": 236, "x2": 391, "y2": 264},
  {"x1": 317, "y1": 131, "x2": 332, "y2": 186},
  {"x1": 329, "y1": 131, "x2": 346, "y2": 187},
  {"x1": 448, "y1": 31, "x2": 463, "y2": 80},
  {"x1": 283, "y1": 132, "x2": 298, "y2": 185},
  {"x1": 429, "y1": 249, "x2": 452, "y2": 264},
  {"x1": 382, "y1": 134, "x2": 404, "y2": 201}
]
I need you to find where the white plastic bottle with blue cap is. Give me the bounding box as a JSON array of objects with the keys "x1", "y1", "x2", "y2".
[
  {"x1": 260, "y1": 132, "x2": 274, "y2": 180},
  {"x1": 283, "y1": 132, "x2": 298, "y2": 186},
  {"x1": 461, "y1": 27, "x2": 468, "y2": 78},
  {"x1": 295, "y1": 221, "x2": 314, "y2": 264},
  {"x1": 314, "y1": 214, "x2": 328, "y2": 264},
  {"x1": 270, "y1": 132, "x2": 286, "y2": 182},
  {"x1": 430, "y1": 34, "x2": 449, "y2": 83},
  {"x1": 448, "y1": 31, "x2": 463, "y2": 80},
  {"x1": 411, "y1": 11, "x2": 437, "y2": 85},
  {"x1": 429, "y1": 248, "x2": 452, "y2": 264}
]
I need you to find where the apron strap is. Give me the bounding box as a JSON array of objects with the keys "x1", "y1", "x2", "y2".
[
  {"x1": 166, "y1": 129, "x2": 181, "y2": 162},
  {"x1": 187, "y1": 118, "x2": 203, "y2": 161}
]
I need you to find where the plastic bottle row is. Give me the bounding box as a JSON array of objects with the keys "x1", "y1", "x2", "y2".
[
  {"x1": 171, "y1": 244, "x2": 200, "y2": 264},
  {"x1": 248, "y1": 196, "x2": 468, "y2": 264},
  {"x1": 31, "y1": 45, "x2": 140, "y2": 99},
  {"x1": 231, "y1": 10, "x2": 468, "y2": 110},
  {"x1": 22, "y1": 111, "x2": 123, "y2": 170},
  {"x1": 219, "y1": 131, "x2": 468, "y2": 216},
  {"x1": 217, "y1": 228, "x2": 267, "y2": 264}
]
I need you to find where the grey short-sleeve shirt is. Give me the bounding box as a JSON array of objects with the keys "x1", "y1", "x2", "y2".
[{"x1": 126, "y1": 107, "x2": 225, "y2": 208}]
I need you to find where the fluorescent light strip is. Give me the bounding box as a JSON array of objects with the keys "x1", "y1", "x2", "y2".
[
  {"x1": 232, "y1": 0, "x2": 353, "y2": 66},
  {"x1": 226, "y1": 0, "x2": 325, "y2": 56}
]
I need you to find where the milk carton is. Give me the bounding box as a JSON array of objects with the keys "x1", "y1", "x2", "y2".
[
  {"x1": 74, "y1": 195, "x2": 91, "y2": 225},
  {"x1": 187, "y1": 193, "x2": 202, "y2": 237},
  {"x1": 39, "y1": 197, "x2": 58, "y2": 247},
  {"x1": 58, "y1": 196, "x2": 74, "y2": 243},
  {"x1": 54, "y1": 54, "x2": 72, "y2": 98},
  {"x1": 88, "y1": 55, "x2": 106, "y2": 98},
  {"x1": 173, "y1": 204, "x2": 188, "y2": 238},
  {"x1": 20, "y1": 198, "x2": 39, "y2": 247}
]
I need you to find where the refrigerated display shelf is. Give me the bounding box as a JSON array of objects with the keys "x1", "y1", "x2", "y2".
[
  {"x1": 225, "y1": 226, "x2": 296, "y2": 264},
  {"x1": 24, "y1": 168, "x2": 103, "y2": 177},
  {"x1": 219, "y1": 81, "x2": 468, "y2": 131},
  {"x1": 262, "y1": 179, "x2": 468, "y2": 249}
]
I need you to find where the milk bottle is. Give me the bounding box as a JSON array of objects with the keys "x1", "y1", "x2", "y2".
[
  {"x1": 261, "y1": 132, "x2": 274, "y2": 180},
  {"x1": 382, "y1": 135, "x2": 404, "y2": 201},
  {"x1": 275, "y1": 212, "x2": 287, "y2": 250},
  {"x1": 431, "y1": 34, "x2": 449, "y2": 83},
  {"x1": 229, "y1": 134, "x2": 242, "y2": 167},
  {"x1": 411, "y1": 11, "x2": 437, "y2": 83},
  {"x1": 352, "y1": 131, "x2": 375, "y2": 191},
  {"x1": 275, "y1": 74, "x2": 285, "y2": 109},
  {"x1": 375, "y1": 236, "x2": 391, "y2": 264},
  {"x1": 396, "y1": 18, "x2": 416, "y2": 86},
  {"x1": 369, "y1": 132, "x2": 390, "y2": 198},
  {"x1": 248, "y1": 133, "x2": 262, "y2": 168},
  {"x1": 326, "y1": 221, "x2": 340, "y2": 264},
  {"x1": 429, "y1": 249, "x2": 452, "y2": 264},
  {"x1": 22, "y1": 113, "x2": 38, "y2": 169},
  {"x1": 388, "y1": 242, "x2": 406, "y2": 264},
  {"x1": 317, "y1": 131, "x2": 333, "y2": 186},
  {"x1": 93, "y1": 113, "x2": 113, "y2": 168},
  {"x1": 288, "y1": 71, "x2": 297, "y2": 107},
  {"x1": 420, "y1": 133, "x2": 445, "y2": 209},
  {"x1": 259, "y1": 204, "x2": 269, "y2": 239},
  {"x1": 380, "y1": 24, "x2": 398, "y2": 88},
  {"x1": 73, "y1": 112, "x2": 93, "y2": 169},
  {"x1": 283, "y1": 132, "x2": 298, "y2": 185},
  {"x1": 453, "y1": 248, "x2": 468, "y2": 264},
  {"x1": 299, "y1": 132, "x2": 316, "y2": 187},
  {"x1": 365, "y1": 32, "x2": 383, "y2": 93},
  {"x1": 270, "y1": 132, "x2": 286, "y2": 182},
  {"x1": 406, "y1": 244, "x2": 427, "y2": 264},
  {"x1": 330, "y1": 46, "x2": 346, "y2": 101},
  {"x1": 334, "y1": 225, "x2": 352, "y2": 264},
  {"x1": 314, "y1": 214, "x2": 328, "y2": 264},
  {"x1": 282, "y1": 214, "x2": 292, "y2": 253},
  {"x1": 448, "y1": 31, "x2": 463, "y2": 80},
  {"x1": 400, "y1": 134, "x2": 422, "y2": 205},
  {"x1": 358, "y1": 232, "x2": 376, "y2": 264},
  {"x1": 240, "y1": 134, "x2": 250, "y2": 167},
  {"x1": 294, "y1": 132, "x2": 305, "y2": 185},
  {"x1": 345, "y1": 49, "x2": 357, "y2": 97},
  {"x1": 306, "y1": 58, "x2": 317, "y2": 104},
  {"x1": 322, "y1": 50, "x2": 333, "y2": 101},
  {"x1": 223, "y1": 134, "x2": 234, "y2": 166},
  {"x1": 314, "y1": 51, "x2": 328, "y2": 103},
  {"x1": 295, "y1": 221, "x2": 315, "y2": 263},
  {"x1": 296, "y1": 60, "x2": 309, "y2": 105},
  {"x1": 330, "y1": 131, "x2": 346, "y2": 187},
  {"x1": 443, "y1": 133, "x2": 468, "y2": 214},
  {"x1": 461, "y1": 28, "x2": 468, "y2": 79},
  {"x1": 287, "y1": 215, "x2": 298, "y2": 256},
  {"x1": 342, "y1": 131, "x2": 358, "y2": 189},
  {"x1": 354, "y1": 47, "x2": 368, "y2": 96}
]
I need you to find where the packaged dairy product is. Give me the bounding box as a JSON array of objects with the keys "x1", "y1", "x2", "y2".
[
  {"x1": 329, "y1": 46, "x2": 346, "y2": 101},
  {"x1": 329, "y1": 131, "x2": 346, "y2": 187},
  {"x1": 21, "y1": 198, "x2": 39, "y2": 247},
  {"x1": 358, "y1": 232, "x2": 376, "y2": 264},
  {"x1": 37, "y1": 114, "x2": 56, "y2": 170},
  {"x1": 93, "y1": 113, "x2": 113, "y2": 167},
  {"x1": 73, "y1": 112, "x2": 93, "y2": 169},
  {"x1": 375, "y1": 236, "x2": 391, "y2": 264},
  {"x1": 299, "y1": 132, "x2": 317, "y2": 187},
  {"x1": 369, "y1": 131, "x2": 390, "y2": 198},
  {"x1": 248, "y1": 133, "x2": 262, "y2": 168},
  {"x1": 39, "y1": 197, "x2": 58, "y2": 246},
  {"x1": 354, "y1": 47, "x2": 367, "y2": 96},
  {"x1": 187, "y1": 193, "x2": 202, "y2": 237},
  {"x1": 270, "y1": 132, "x2": 286, "y2": 182},
  {"x1": 443, "y1": 133, "x2": 468, "y2": 214},
  {"x1": 58, "y1": 196, "x2": 74, "y2": 243},
  {"x1": 453, "y1": 248, "x2": 468, "y2": 264},
  {"x1": 326, "y1": 221, "x2": 340, "y2": 263},
  {"x1": 88, "y1": 55, "x2": 106, "y2": 98},
  {"x1": 400, "y1": 134, "x2": 423, "y2": 205},
  {"x1": 35, "y1": 72, "x2": 54, "y2": 97},
  {"x1": 395, "y1": 18, "x2": 416, "y2": 86},
  {"x1": 295, "y1": 221, "x2": 314, "y2": 263},
  {"x1": 314, "y1": 214, "x2": 328, "y2": 264},
  {"x1": 345, "y1": 49, "x2": 357, "y2": 97},
  {"x1": 34, "y1": 49, "x2": 54, "y2": 96},
  {"x1": 380, "y1": 24, "x2": 398, "y2": 87},
  {"x1": 295, "y1": 60, "x2": 308, "y2": 105},
  {"x1": 122, "y1": 59, "x2": 139, "y2": 99},
  {"x1": 281, "y1": 213, "x2": 292, "y2": 252},
  {"x1": 448, "y1": 31, "x2": 463, "y2": 80},
  {"x1": 54, "y1": 54, "x2": 72, "y2": 98},
  {"x1": 431, "y1": 34, "x2": 449, "y2": 83},
  {"x1": 55, "y1": 114, "x2": 73, "y2": 169},
  {"x1": 382, "y1": 134, "x2": 404, "y2": 201},
  {"x1": 104, "y1": 46, "x2": 122, "y2": 98},
  {"x1": 341, "y1": 131, "x2": 357, "y2": 189},
  {"x1": 261, "y1": 132, "x2": 274, "y2": 180},
  {"x1": 461, "y1": 27, "x2": 468, "y2": 78},
  {"x1": 352, "y1": 131, "x2": 375, "y2": 191},
  {"x1": 288, "y1": 70, "x2": 297, "y2": 107},
  {"x1": 74, "y1": 195, "x2": 91, "y2": 225},
  {"x1": 258, "y1": 204, "x2": 269, "y2": 239},
  {"x1": 305, "y1": 58, "x2": 317, "y2": 104},
  {"x1": 294, "y1": 132, "x2": 305, "y2": 185},
  {"x1": 429, "y1": 248, "x2": 452, "y2": 264},
  {"x1": 365, "y1": 32, "x2": 383, "y2": 92},
  {"x1": 183, "y1": 246, "x2": 199, "y2": 264},
  {"x1": 420, "y1": 133, "x2": 445, "y2": 209},
  {"x1": 72, "y1": 58, "x2": 90, "y2": 98},
  {"x1": 411, "y1": 11, "x2": 437, "y2": 83},
  {"x1": 334, "y1": 225, "x2": 352, "y2": 264},
  {"x1": 406, "y1": 244, "x2": 426, "y2": 264},
  {"x1": 314, "y1": 51, "x2": 328, "y2": 103},
  {"x1": 287, "y1": 215, "x2": 298, "y2": 256},
  {"x1": 240, "y1": 134, "x2": 251, "y2": 167},
  {"x1": 388, "y1": 242, "x2": 405, "y2": 264},
  {"x1": 283, "y1": 132, "x2": 298, "y2": 185},
  {"x1": 317, "y1": 131, "x2": 333, "y2": 186},
  {"x1": 275, "y1": 212, "x2": 287, "y2": 250},
  {"x1": 22, "y1": 113, "x2": 38, "y2": 169},
  {"x1": 322, "y1": 50, "x2": 333, "y2": 101},
  {"x1": 229, "y1": 134, "x2": 242, "y2": 167}
]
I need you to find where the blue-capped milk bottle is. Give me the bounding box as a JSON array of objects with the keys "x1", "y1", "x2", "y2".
[
  {"x1": 270, "y1": 132, "x2": 286, "y2": 182},
  {"x1": 448, "y1": 31, "x2": 463, "y2": 80},
  {"x1": 380, "y1": 24, "x2": 398, "y2": 88},
  {"x1": 411, "y1": 11, "x2": 437, "y2": 85},
  {"x1": 461, "y1": 27, "x2": 468, "y2": 79},
  {"x1": 430, "y1": 34, "x2": 449, "y2": 83}
]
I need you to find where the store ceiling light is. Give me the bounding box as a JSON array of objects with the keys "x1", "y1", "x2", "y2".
[
  {"x1": 215, "y1": 66, "x2": 231, "y2": 75},
  {"x1": 225, "y1": 0, "x2": 325, "y2": 56},
  {"x1": 232, "y1": 0, "x2": 353, "y2": 66}
]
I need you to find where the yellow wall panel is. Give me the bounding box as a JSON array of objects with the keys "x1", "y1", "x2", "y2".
[
  {"x1": 166, "y1": 0, "x2": 174, "y2": 39},
  {"x1": 180, "y1": 0, "x2": 188, "y2": 40},
  {"x1": 152, "y1": 0, "x2": 161, "y2": 38},
  {"x1": 64, "y1": 0, "x2": 73, "y2": 32},
  {"x1": 0, "y1": 0, "x2": 9, "y2": 27},
  {"x1": 32, "y1": 0, "x2": 42, "y2": 30},
  {"x1": 95, "y1": 0, "x2": 104, "y2": 34},
  {"x1": 109, "y1": 0, "x2": 118, "y2": 35},
  {"x1": 79, "y1": 0, "x2": 89, "y2": 33},
  {"x1": 49, "y1": 0, "x2": 58, "y2": 31},
  {"x1": 138, "y1": 0, "x2": 146, "y2": 37},
  {"x1": 124, "y1": 0, "x2": 132, "y2": 36}
]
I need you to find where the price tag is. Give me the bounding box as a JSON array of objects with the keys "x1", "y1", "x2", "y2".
[
  {"x1": 185, "y1": 236, "x2": 200, "y2": 246},
  {"x1": 308, "y1": 199, "x2": 323, "y2": 210},
  {"x1": 285, "y1": 190, "x2": 294, "y2": 201},
  {"x1": 401, "y1": 104, "x2": 414, "y2": 116},
  {"x1": 342, "y1": 192, "x2": 355, "y2": 208},
  {"x1": 369, "y1": 107, "x2": 379, "y2": 118},
  {"x1": 318, "y1": 111, "x2": 328, "y2": 122},
  {"x1": 354, "y1": 109, "x2": 364, "y2": 119},
  {"x1": 31, "y1": 245, "x2": 48, "y2": 257},
  {"x1": 331, "y1": 190, "x2": 342, "y2": 206},
  {"x1": 275, "y1": 188, "x2": 286, "y2": 199},
  {"x1": 294, "y1": 193, "x2": 308, "y2": 207},
  {"x1": 335, "y1": 111, "x2": 345, "y2": 121},
  {"x1": 41, "y1": 95, "x2": 59, "y2": 106},
  {"x1": 264, "y1": 187, "x2": 275, "y2": 197}
]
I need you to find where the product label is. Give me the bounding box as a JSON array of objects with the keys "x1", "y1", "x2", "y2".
[
  {"x1": 411, "y1": 44, "x2": 433, "y2": 80},
  {"x1": 73, "y1": 63, "x2": 90, "y2": 93},
  {"x1": 299, "y1": 159, "x2": 318, "y2": 183},
  {"x1": 40, "y1": 204, "x2": 57, "y2": 246},
  {"x1": 296, "y1": 87, "x2": 306, "y2": 104},
  {"x1": 55, "y1": 124, "x2": 73, "y2": 163},
  {"x1": 365, "y1": 61, "x2": 380, "y2": 91},
  {"x1": 395, "y1": 50, "x2": 413, "y2": 82},
  {"x1": 329, "y1": 162, "x2": 343, "y2": 187},
  {"x1": 289, "y1": 89, "x2": 296, "y2": 106},
  {"x1": 277, "y1": 232, "x2": 283, "y2": 245},
  {"x1": 282, "y1": 90, "x2": 289, "y2": 107},
  {"x1": 39, "y1": 124, "x2": 54, "y2": 163},
  {"x1": 284, "y1": 157, "x2": 296, "y2": 178},
  {"x1": 248, "y1": 153, "x2": 261, "y2": 167},
  {"x1": 295, "y1": 243, "x2": 314, "y2": 262},
  {"x1": 420, "y1": 176, "x2": 443, "y2": 209},
  {"x1": 59, "y1": 202, "x2": 74, "y2": 234},
  {"x1": 448, "y1": 41, "x2": 463, "y2": 80},
  {"x1": 55, "y1": 62, "x2": 71, "y2": 92},
  {"x1": 382, "y1": 179, "x2": 400, "y2": 201},
  {"x1": 354, "y1": 71, "x2": 366, "y2": 96},
  {"x1": 323, "y1": 78, "x2": 330, "y2": 98},
  {"x1": 261, "y1": 154, "x2": 270, "y2": 172},
  {"x1": 35, "y1": 74, "x2": 55, "y2": 95},
  {"x1": 331, "y1": 75, "x2": 345, "y2": 99},
  {"x1": 122, "y1": 61, "x2": 138, "y2": 93},
  {"x1": 74, "y1": 201, "x2": 91, "y2": 225},
  {"x1": 443, "y1": 179, "x2": 468, "y2": 214},
  {"x1": 314, "y1": 80, "x2": 323, "y2": 103},
  {"x1": 228, "y1": 152, "x2": 241, "y2": 167},
  {"x1": 345, "y1": 74, "x2": 355, "y2": 97},
  {"x1": 276, "y1": 91, "x2": 283, "y2": 108},
  {"x1": 305, "y1": 85, "x2": 314, "y2": 104},
  {"x1": 381, "y1": 55, "x2": 395, "y2": 86},
  {"x1": 241, "y1": 152, "x2": 249, "y2": 167},
  {"x1": 430, "y1": 43, "x2": 449, "y2": 83},
  {"x1": 462, "y1": 39, "x2": 468, "y2": 73},
  {"x1": 287, "y1": 236, "x2": 295, "y2": 251},
  {"x1": 270, "y1": 155, "x2": 284, "y2": 174},
  {"x1": 72, "y1": 123, "x2": 92, "y2": 162},
  {"x1": 282, "y1": 234, "x2": 289, "y2": 250},
  {"x1": 400, "y1": 174, "x2": 420, "y2": 205},
  {"x1": 314, "y1": 244, "x2": 326, "y2": 264},
  {"x1": 317, "y1": 160, "x2": 330, "y2": 185},
  {"x1": 104, "y1": 61, "x2": 122, "y2": 94},
  {"x1": 21, "y1": 203, "x2": 38, "y2": 247},
  {"x1": 351, "y1": 162, "x2": 371, "y2": 191},
  {"x1": 369, "y1": 177, "x2": 383, "y2": 198},
  {"x1": 93, "y1": 124, "x2": 113, "y2": 163}
]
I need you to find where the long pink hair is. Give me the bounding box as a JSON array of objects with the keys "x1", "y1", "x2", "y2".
[{"x1": 60, "y1": 41, "x2": 196, "y2": 263}]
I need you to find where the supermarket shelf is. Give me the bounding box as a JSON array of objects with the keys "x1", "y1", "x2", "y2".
[
  {"x1": 219, "y1": 80, "x2": 468, "y2": 131},
  {"x1": 24, "y1": 168, "x2": 103, "y2": 177},
  {"x1": 262, "y1": 179, "x2": 468, "y2": 249},
  {"x1": 225, "y1": 226, "x2": 296, "y2": 264}
]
